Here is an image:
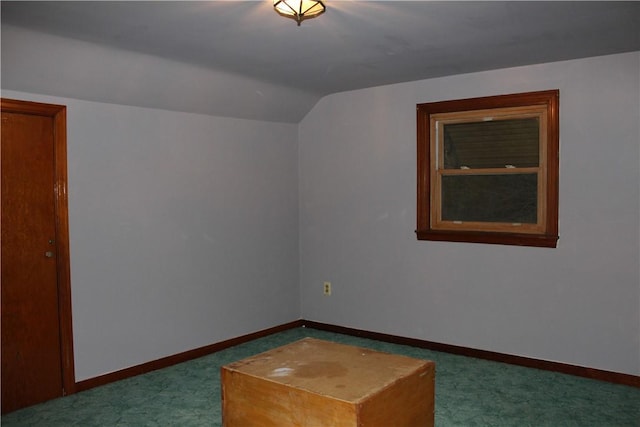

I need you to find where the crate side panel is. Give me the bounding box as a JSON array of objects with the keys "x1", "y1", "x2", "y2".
[
  {"x1": 358, "y1": 361, "x2": 435, "y2": 427},
  {"x1": 222, "y1": 368, "x2": 358, "y2": 427}
]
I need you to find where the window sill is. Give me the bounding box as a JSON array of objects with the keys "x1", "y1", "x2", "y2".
[{"x1": 415, "y1": 229, "x2": 558, "y2": 248}]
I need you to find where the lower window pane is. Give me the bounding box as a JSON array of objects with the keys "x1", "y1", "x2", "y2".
[{"x1": 441, "y1": 174, "x2": 537, "y2": 223}]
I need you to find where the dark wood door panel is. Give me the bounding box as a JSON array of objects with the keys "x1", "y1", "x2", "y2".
[{"x1": 1, "y1": 103, "x2": 70, "y2": 413}]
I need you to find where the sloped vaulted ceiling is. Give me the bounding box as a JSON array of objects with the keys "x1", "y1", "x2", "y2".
[{"x1": 2, "y1": 1, "x2": 639, "y2": 123}]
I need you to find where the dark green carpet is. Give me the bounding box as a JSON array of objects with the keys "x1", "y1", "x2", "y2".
[{"x1": 2, "y1": 327, "x2": 638, "y2": 426}]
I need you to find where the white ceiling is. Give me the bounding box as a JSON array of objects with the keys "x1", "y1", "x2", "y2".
[{"x1": 2, "y1": 1, "x2": 639, "y2": 123}]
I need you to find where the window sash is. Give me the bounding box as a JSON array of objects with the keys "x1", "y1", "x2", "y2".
[{"x1": 428, "y1": 107, "x2": 548, "y2": 234}]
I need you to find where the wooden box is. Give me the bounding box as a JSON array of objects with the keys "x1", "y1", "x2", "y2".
[{"x1": 221, "y1": 337, "x2": 435, "y2": 426}]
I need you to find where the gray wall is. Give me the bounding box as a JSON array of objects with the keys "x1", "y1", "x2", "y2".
[
  {"x1": 2, "y1": 90, "x2": 301, "y2": 381},
  {"x1": 298, "y1": 52, "x2": 640, "y2": 376},
  {"x1": 3, "y1": 47, "x2": 638, "y2": 379}
]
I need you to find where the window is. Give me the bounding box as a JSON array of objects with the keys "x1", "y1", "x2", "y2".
[{"x1": 416, "y1": 90, "x2": 559, "y2": 247}]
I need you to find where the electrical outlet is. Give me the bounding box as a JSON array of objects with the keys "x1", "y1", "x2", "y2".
[{"x1": 323, "y1": 281, "x2": 332, "y2": 296}]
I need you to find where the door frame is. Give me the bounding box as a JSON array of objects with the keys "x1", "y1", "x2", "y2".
[{"x1": 1, "y1": 98, "x2": 76, "y2": 396}]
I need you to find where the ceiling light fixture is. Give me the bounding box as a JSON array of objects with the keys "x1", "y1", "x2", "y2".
[{"x1": 273, "y1": 0, "x2": 325, "y2": 26}]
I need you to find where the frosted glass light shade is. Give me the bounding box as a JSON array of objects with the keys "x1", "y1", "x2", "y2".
[{"x1": 274, "y1": 0, "x2": 325, "y2": 26}]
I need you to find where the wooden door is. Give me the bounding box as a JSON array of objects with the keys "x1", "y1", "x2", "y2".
[{"x1": 1, "y1": 98, "x2": 75, "y2": 413}]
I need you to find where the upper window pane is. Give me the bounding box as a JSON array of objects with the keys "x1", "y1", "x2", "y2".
[{"x1": 442, "y1": 118, "x2": 539, "y2": 169}]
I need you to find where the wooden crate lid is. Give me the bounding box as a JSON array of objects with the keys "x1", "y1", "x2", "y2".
[{"x1": 222, "y1": 337, "x2": 434, "y2": 403}]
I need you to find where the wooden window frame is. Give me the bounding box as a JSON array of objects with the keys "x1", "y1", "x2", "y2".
[{"x1": 416, "y1": 90, "x2": 559, "y2": 248}]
